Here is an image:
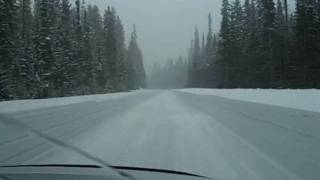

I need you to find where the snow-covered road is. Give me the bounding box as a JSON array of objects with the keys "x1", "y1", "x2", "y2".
[{"x1": 1, "y1": 90, "x2": 320, "y2": 180}]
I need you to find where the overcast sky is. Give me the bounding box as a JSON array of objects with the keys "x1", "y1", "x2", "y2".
[{"x1": 81, "y1": 0, "x2": 222, "y2": 71}]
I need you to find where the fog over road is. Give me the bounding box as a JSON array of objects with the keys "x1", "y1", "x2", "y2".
[{"x1": 1, "y1": 90, "x2": 320, "y2": 180}]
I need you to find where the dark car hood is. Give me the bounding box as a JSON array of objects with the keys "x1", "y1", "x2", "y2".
[{"x1": 0, "y1": 165, "x2": 212, "y2": 180}]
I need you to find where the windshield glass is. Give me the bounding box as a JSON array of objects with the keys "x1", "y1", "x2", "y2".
[{"x1": 1, "y1": 0, "x2": 320, "y2": 180}]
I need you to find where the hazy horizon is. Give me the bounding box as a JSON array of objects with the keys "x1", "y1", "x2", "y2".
[
  {"x1": 79, "y1": 0, "x2": 222, "y2": 72},
  {"x1": 76, "y1": 0, "x2": 295, "y2": 72}
]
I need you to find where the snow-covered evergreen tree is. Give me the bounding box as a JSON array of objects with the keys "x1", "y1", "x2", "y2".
[
  {"x1": 289, "y1": 0, "x2": 320, "y2": 87},
  {"x1": 273, "y1": 0, "x2": 287, "y2": 87},
  {"x1": 115, "y1": 16, "x2": 128, "y2": 91},
  {"x1": 55, "y1": 0, "x2": 75, "y2": 96},
  {"x1": 15, "y1": 0, "x2": 34, "y2": 98},
  {"x1": 188, "y1": 26, "x2": 202, "y2": 87},
  {"x1": 0, "y1": 0, "x2": 141, "y2": 101},
  {"x1": 0, "y1": 0, "x2": 18, "y2": 100},
  {"x1": 86, "y1": 5, "x2": 103, "y2": 92},
  {"x1": 127, "y1": 26, "x2": 146, "y2": 89},
  {"x1": 99, "y1": 7, "x2": 117, "y2": 91},
  {"x1": 80, "y1": 3, "x2": 94, "y2": 94},
  {"x1": 33, "y1": 0, "x2": 57, "y2": 98}
]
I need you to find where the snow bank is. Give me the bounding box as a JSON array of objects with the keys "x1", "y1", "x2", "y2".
[
  {"x1": 179, "y1": 89, "x2": 320, "y2": 113},
  {"x1": 0, "y1": 91, "x2": 144, "y2": 114}
]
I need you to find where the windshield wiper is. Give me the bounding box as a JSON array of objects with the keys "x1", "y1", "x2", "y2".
[
  {"x1": 0, "y1": 114, "x2": 133, "y2": 179},
  {"x1": 0, "y1": 164, "x2": 102, "y2": 168},
  {"x1": 0, "y1": 164, "x2": 210, "y2": 179},
  {"x1": 0, "y1": 114, "x2": 209, "y2": 179},
  {"x1": 111, "y1": 166, "x2": 209, "y2": 178}
]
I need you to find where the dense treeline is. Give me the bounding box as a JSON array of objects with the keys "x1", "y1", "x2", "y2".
[
  {"x1": 149, "y1": 56, "x2": 188, "y2": 89},
  {"x1": 188, "y1": 0, "x2": 320, "y2": 89},
  {"x1": 0, "y1": 0, "x2": 146, "y2": 100}
]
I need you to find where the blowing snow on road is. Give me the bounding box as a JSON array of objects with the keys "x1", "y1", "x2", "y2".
[{"x1": 1, "y1": 90, "x2": 320, "y2": 180}]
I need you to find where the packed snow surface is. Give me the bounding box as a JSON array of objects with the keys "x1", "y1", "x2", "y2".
[
  {"x1": 0, "y1": 90, "x2": 145, "y2": 113},
  {"x1": 1, "y1": 89, "x2": 320, "y2": 180},
  {"x1": 179, "y1": 89, "x2": 320, "y2": 112}
]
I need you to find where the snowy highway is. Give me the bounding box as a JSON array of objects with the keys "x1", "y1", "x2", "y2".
[{"x1": 0, "y1": 90, "x2": 320, "y2": 180}]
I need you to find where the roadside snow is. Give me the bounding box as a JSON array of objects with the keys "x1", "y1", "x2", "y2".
[
  {"x1": 0, "y1": 91, "x2": 144, "y2": 114},
  {"x1": 179, "y1": 89, "x2": 320, "y2": 113}
]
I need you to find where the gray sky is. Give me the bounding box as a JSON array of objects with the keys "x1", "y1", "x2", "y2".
[{"x1": 83, "y1": 0, "x2": 222, "y2": 71}]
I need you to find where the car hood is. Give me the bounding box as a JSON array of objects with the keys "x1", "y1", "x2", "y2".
[{"x1": 0, "y1": 165, "x2": 212, "y2": 180}]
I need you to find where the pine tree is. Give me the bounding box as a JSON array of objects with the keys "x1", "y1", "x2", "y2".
[
  {"x1": 55, "y1": 0, "x2": 75, "y2": 96},
  {"x1": 0, "y1": 0, "x2": 18, "y2": 99},
  {"x1": 48, "y1": 0, "x2": 62, "y2": 96},
  {"x1": 254, "y1": 0, "x2": 276, "y2": 87},
  {"x1": 33, "y1": 0, "x2": 58, "y2": 98},
  {"x1": 204, "y1": 13, "x2": 215, "y2": 87},
  {"x1": 242, "y1": 0, "x2": 262, "y2": 87},
  {"x1": 70, "y1": 0, "x2": 84, "y2": 94},
  {"x1": 217, "y1": 0, "x2": 232, "y2": 87},
  {"x1": 127, "y1": 26, "x2": 146, "y2": 89},
  {"x1": 185, "y1": 0, "x2": 320, "y2": 89},
  {"x1": 80, "y1": 3, "x2": 94, "y2": 94},
  {"x1": 190, "y1": 26, "x2": 202, "y2": 87},
  {"x1": 273, "y1": 0, "x2": 287, "y2": 87},
  {"x1": 228, "y1": 0, "x2": 245, "y2": 87},
  {"x1": 206, "y1": 13, "x2": 213, "y2": 57},
  {"x1": 0, "y1": 0, "x2": 137, "y2": 100},
  {"x1": 115, "y1": 16, "x2": 128, "y2": 90},
  {"x1": 99, "y1": 7, "x2": 117, "y2": 91},
  {"x1": 316, "y1": 0, "x2": 320, "y2": 78},
  {"x1": 176, "y1": 56, "x2": 188, "y2": 88},
  {"x1": 187, "y1": 26, "x2": 207, "y2": 87},
  {"x1": 289, "y1": 0, "x2": 319, "y2": 87},
  {"x1": 220, "y1": 0, "x2": 231, "y2": 46},
  {"x1": 15, "y1": 0, "x2": 34, "y2": 98},
  {"x1": 241, "y1": 0, "x2": 254, "y2": 87},
  {"x1": 87, "y1": 5, "x2": 103, "y2": 92},
  {"x1": 201, "y1": 33, "x2": 206, "y2": 60}
]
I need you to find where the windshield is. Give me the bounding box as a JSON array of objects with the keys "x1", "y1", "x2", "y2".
[{"x1": 1, "y1": 0, "x2": 320, "y2": 180}]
